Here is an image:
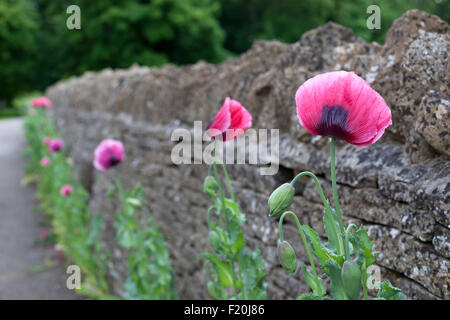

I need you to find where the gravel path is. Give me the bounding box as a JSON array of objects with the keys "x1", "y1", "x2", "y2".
[{"x1": 0, "y1": 117, "x2": 82, "y2": 299}]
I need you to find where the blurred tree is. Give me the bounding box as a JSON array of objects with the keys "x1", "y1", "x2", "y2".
[
  {"x1": 331, "y1": 0, "x2": 444, "y2": 43},
  {"x1": 218, "y1": 0, "x2": 334, "y2": 53},
  {"x1": 34, "y1": 0, "x2": 228, "y2": 90},
  {"x1": 0, "y1": 0, "x2": 39, "y2": 102},
  {"x1": 219, "y1": 0, "x2": 448, "y2": 53}
]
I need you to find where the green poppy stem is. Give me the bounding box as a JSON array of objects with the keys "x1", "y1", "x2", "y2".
[
  {"x1": 211, "y1": 141, "x2": 239, "y2": 298},
  {"x1": 291, "y1": 171, "x2": 344, "y2": 256},
  {"x1": 221, "y1": 163, "x2": 235, "y2": 202},
  {"x1": 330, "y1": 137, "x2": 349, "y2": 260}
]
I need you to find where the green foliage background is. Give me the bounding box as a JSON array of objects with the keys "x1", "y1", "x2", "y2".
[{"x1": 0, "y1": 0, "x2": 448, "y2": 103}]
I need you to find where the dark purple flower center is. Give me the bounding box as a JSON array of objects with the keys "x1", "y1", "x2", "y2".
[
  {"x1": 109, "y1": 155, "x2": 121, "y2": 167},
  {"x1": 316, "y1": 105, "x2": 351, "y2": 140}
]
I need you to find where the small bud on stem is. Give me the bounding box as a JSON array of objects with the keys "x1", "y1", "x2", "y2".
[
  {"x1": 268, "y1": 183, "x2": 294, "y2": 217},
  {"x1": 278, "y1": 240, "x2": 298, "y2": 275}
]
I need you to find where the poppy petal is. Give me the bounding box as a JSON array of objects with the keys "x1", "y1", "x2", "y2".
[{"x1": 295, "y1": 71, "x2": 391, "y2": 146}]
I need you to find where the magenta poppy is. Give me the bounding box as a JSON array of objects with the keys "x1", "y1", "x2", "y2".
[
  {"x1": 48, "y1": 139, "x2": 64, "y2": 153},
  {"x1": 60, "y1": 185, "x2": 73, "y2": 197},
  {"x1": 40, "y1": 157, "x2": 51, "y2": 167},
  {"x1": 40, "y1": 230, "x2": 48, "y2": 240},
  {"x1": 295, "y1": 71, "x2": 392, "y2": 146},
  {"x1": 93, "y1": 139, "x2": 125, "y2": 171},
  {"x1": 43, "y1": 136, "x2": 52, "y2": 145},
  {"x1": 206, "y1": 97, "x2": 252, "y2": 141},
  {"x1": 31, "y1": 96, "x2": 52, "y2": 109}
]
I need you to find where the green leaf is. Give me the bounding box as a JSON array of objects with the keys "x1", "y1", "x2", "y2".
[
  {"x1": 297, "y1": 293, "x2": 326, "y2": 300},
  {"x1": 209, "y1": 230, "x2": 221, "y2": 254},
  {"x1": 87, "y1": 215, "x2": 104, "y2": 246},
  {"x1": 213, "y1": 226, "x2": 232, "y2": 257},
  {"x1": 301, "y1": 263, "x2": 326, "y2": 296},
  {"x1": 324, "y1": 260, "x2": 347, "y2": 300},
  {"x1": 200, "y1": 253, "x2": 234, "y2": 287},
  {"x1": 239, "y1": 250, "x2": 267, "y2": 300},
  {"x1": 106, "y1": 185, "x2": 116, "y2": 198},
  {"x1": 302, "y1": 225, "x2": 344, "y2": 267},
  {"x1": 222, "y1": 199, "x2": 246, "y2": 255},
  {"x1": 353, "y1": 226, "x2": 377, "y2": 267},
  {"x1": 203, "y1": 176, "x2": 219, "y2": 197},
  {"x1": 224, "y1": 199, "x2": 245, "y2": 226},
  {"x1": 232, "y1": 231, "x2": 244, "y2": 253},
  {"x1": 323, "y1": 205, "x2": 340, "y2": 252},
  {"x1": 117, "y1": 228, "x2": 136, "y2": 249},
  {"x1": 376, "y1": 281, "x2": 407, "y2": 300},
  {"x1": 207, "y1": 281, "x2": 227, "y2": 300}
]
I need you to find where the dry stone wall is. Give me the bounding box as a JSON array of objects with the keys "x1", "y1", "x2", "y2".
[{"x1": 47, "y1": 10, "x2": 449, "y2": 299}]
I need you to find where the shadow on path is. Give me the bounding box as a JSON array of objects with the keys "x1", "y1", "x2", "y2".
[{"x1": 0, "y1": 117, "x2": 83, "y2": 299}]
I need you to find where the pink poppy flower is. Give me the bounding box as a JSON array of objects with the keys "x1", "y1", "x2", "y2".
[
  {"x1": 48, "y1": 139, "x2": 64, "y2": 153},
  {"x1": 60, "y1": 185, "x2": 73, "y2": 197},
  {"x1": 93, "y1": 139, "x2": 125, "y2": 171},
  {"x1": 43, "y1": 136, "x2": 52, "y2": 145},
  {"x1": 31, "y1": 96, "x2": 52, "y2": 109},
  {"x1": 40, "y1": 230, "x2": 48, "y2": 240},
  {"x1": 295, "y1": 71, "x2": 392, "y2": 146},
  {"x1": 40, "y1": 157, "x2": 51, "y2": 167},
  {"x1": 206, "y1": 97, "x2": 252, "y2": 141}
]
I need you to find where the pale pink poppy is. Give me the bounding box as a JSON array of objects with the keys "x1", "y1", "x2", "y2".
[
  {"x1": 31, "y1": 96, "x2": 52, "y2": 109},
  {"x1": 43, "y1": 136, "x2": 52, "y2": 145},
  {"x1": 40, "y1": 157, "x2": 51, "y2": 167},
  {"x1": 60, "y1": 185, "x2": 73, "y2": 197},
  {"x1": 40, "y1": 230, "x2": 48, "y2": 240},
  {"x1": 295, "y1": 71, "x2": 392, "y2": 146}
]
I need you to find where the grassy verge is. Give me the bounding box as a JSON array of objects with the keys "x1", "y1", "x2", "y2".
[
  {"x1": 22, "y1": 96, "x2": 177, "y2": 299},
  {"x1": 22, "y1": 98, "x2": 112, "y2": 298}
]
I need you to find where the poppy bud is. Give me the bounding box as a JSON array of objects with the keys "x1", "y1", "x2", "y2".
[
  {"x1": 203, "y1": 176, "x2": 219, "y2": 195},
  {"x1": 268, "y1": 183, "x2": 294, "y2": 217},
  {"x1": 341, "y1": 260, "x2": 362, "y2": 300},
  {"x1": 278, "y1": 240, "x2": 298, "y2": 275},
  {"x1": 126, "y1": 197, "x2": 142, "y2": 208},
  {"x1": 209, "y1": 230, "x2": 221, "y2": 254}
]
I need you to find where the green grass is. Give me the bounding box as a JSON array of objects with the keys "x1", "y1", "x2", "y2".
[{"x1": 0, "y1": 108, "x2": 21, "y2": 119}]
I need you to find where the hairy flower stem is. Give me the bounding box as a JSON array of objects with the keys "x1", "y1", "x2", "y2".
[
  {"x1": 221, "y1": 163, "x2": 235, "y2": 202},
  {"x1": 330, "y1": 138, "x2": 349, "y2": 260},
  {"x1": 206, "y1": 206, "x2": 214, "y2": 229},
  {"x1": 113, "y1": 174, "x2": 125, "y2": 201},
  {"x1": 362, "y1": 261, "x2": 369, "y2": 300},
  {"x1": 212, "y1": 146, "x2": 226, "y2": 230},
  {"x1": 290, "y1": 171, "x2": 344, "y2": 256},
  {"x1": 279, "y1": 211, "x2": 320, "y2": 291},
  {"x1": 212, "y1": 144, "x2": 239, "y2": 298},
  {"x1": 363, "y1": 281, "x2": 369, "y2": 300}
]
